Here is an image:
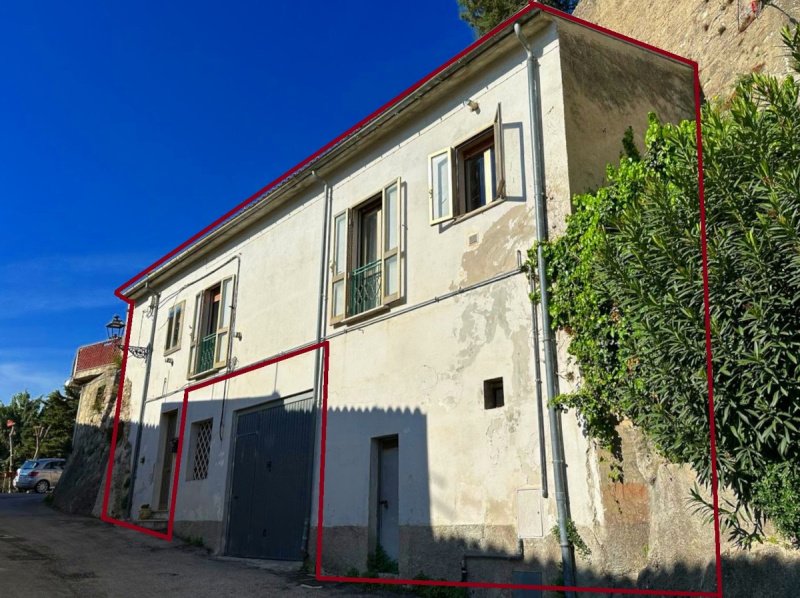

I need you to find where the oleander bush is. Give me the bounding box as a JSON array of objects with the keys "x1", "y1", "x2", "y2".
[{"x1": 537, "y1": 26, "x2": 800, "y2": 546}]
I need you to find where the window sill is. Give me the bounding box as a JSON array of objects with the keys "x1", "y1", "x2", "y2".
[
  {"x1": 452, "y1": 198, "x2": 506, "y2": 225},
  {"x1": 334, "y1": 304, "x2": 390, "y2": 327},
  {"x1": 164, "y1": 345, "x2": 181, "y2": 357},
  {"x1": 188, "y1": 366, "x2": 224, "y2": 382}
]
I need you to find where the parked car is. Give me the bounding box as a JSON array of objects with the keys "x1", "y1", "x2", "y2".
[{"x1": 14, "y1": 458, "x2": 65, "y2": 493}]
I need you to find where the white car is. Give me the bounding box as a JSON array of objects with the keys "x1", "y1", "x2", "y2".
[{"x1": 14, "y1": 458, "x2": 65, "y2": 493}]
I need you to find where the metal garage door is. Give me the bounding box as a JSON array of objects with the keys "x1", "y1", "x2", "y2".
[{"x1": 226, "y1": 395, "x2": 315, "y2": 560}]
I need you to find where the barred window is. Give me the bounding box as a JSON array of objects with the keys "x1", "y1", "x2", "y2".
[{"x1": 189, "y1": 419, "x2": 213, "y2": 481}]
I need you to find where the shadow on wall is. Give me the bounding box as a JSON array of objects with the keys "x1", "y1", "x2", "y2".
[{"x1": 53, "y1": 391, "x2": 800, "y2": 597}]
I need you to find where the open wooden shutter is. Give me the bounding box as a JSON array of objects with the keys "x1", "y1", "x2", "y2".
[
  {"x1": 213, "y1": 276, "x2": 234, "y2": 369},
  {"x1": 165, "y1": 307, "x2": 175, "y2": 352},
  {"x1": 187, "y1": 291, "x2": 203, "y2": 377},
  {"x1": 428, "y1": 148, "x2": 454, "y2": 224},
  {"x1": 382, "y1": 178, "x2": 401, "y2": 303},
  {"x1": 493, "y1": 103, "x2": 506, "y2": 199},
  {"x1": 330, "y1": 209, "x2": 350, "y2": 324}
]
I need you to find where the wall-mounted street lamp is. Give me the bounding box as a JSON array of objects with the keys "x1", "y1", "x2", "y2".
[{"x1": 105, "y1": 314, "x2": 149, "y2": 359}]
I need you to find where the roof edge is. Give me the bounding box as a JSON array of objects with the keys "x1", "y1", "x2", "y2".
[{"x1": 119, "y1": 3, "x2": 545, "y2": 300}]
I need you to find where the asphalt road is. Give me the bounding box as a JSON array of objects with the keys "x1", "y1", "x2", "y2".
[{"x1": 0, "y1": 493, "x2": 377, "y2": 598}]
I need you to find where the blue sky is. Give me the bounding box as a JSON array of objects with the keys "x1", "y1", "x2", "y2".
[{"x1": 0, "y1": 1, "x2": 476, "y2": 402}]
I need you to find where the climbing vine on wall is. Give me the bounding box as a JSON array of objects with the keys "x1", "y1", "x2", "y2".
[{"x1": 534, "y1": 26, "x2": 800, "y2": 546}]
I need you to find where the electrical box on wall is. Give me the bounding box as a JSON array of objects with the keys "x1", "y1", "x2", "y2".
[{"x1": 516, "y1": 487, "x2": 543, "y2": 538}]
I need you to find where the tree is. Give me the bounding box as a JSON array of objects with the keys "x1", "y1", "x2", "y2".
[
  {"x1": 458, "y1": 0, "x2": 579, "y2": 36},
  {"x1": 539, "y1": 26, "x2": 800, "y2": 546},
  {"x1": 0, "y1": 386, "x2": 79, "y2": 468},
  {"x1": 38, "y1": 387, "x2": 79, "y2": 458},
  {"x1": 0, "y1": 392, "x2": 44, "y2": 468}
]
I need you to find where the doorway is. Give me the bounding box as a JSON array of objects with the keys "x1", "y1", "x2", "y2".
[
  {"x1": 373, "y1": 435, "x2": 399, "y2": 563},
  {"x1": 156, "y1": 410, "x2": 179, "y2": 511}
]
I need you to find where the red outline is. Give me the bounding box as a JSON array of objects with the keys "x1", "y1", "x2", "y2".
[
  {"x1": 102, "y1": 340, "x2": 327, "y2": 540},
  {"x1": 103, "y1": 1, "x2": 722, "y2": 596}
]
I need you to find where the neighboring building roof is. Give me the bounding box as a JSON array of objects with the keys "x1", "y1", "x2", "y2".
[
  {"x1": 574, "y1": 0, "x2": 800, "y2": 99},
  {"x1": 72, "y1": 340, "x2": 119, "y2": 382}
]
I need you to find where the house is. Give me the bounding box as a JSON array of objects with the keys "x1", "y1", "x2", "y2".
[{"x1": 118, "y1": 6, "x2": 695, "y2": 588}]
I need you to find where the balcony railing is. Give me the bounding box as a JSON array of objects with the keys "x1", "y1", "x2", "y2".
[
  {"x1": 348, "y1": 260, "x2": 381, "y2": 317},
  {"x1": 196, "y1": 333, "x2": 216, "y2": 374}
]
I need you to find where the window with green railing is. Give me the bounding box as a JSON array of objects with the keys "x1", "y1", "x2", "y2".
[
  {"x1": 330, "y1": 179, "x2": 402, "y2": 323},
  {"x1": 348, "y1": 260, "x2": 381, "y2": 316},
  {"x1": 196, "y1": 333, "x2": 216, "y2": 374}
]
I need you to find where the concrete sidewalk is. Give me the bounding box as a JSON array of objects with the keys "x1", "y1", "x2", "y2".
[{"x1": 0, "y1": 493, "x2": 378, "y2": 597}]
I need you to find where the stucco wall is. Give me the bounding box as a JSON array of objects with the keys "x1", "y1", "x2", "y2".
[
  {"x1": 123, "y1": 19, "x2": 572, "y2": 563},
  {"x1": 557, "y1": 19, "x2": 697, "y2": 196}
]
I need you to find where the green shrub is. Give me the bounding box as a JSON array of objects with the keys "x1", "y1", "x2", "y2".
[
  {"x1": 367, "y1": 543, "x2": 399, "y2": 574},
  {"x1": 411, "y1": 573, "x2": 468, "y2": 598},
  {"x1": 538, "y1": 25, "x2": 800, "y2": 546},
  {"x1": 752, "y1": 463, "x2": 800, "y2": 545}
]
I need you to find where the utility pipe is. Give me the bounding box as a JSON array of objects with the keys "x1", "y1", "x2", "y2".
[
  {"x1": 518, "y1": 250, "x2": 549, "y2": 499},
  {"x1": 126, "y1": 289, "x2": 160, "y2": 518},
  {"x1": 302, "y1": 170, "x2": 333, "y2": 556},
  {"x1": 514, "y1": 21, "x2": 576, "y2": 594}
]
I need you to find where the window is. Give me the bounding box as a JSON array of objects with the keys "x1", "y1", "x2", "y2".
[
  {"x1": 188, "y1": 276, "x2": 235, "y2": 376},
  {"x1": 189, "y1": 419, "x2": 213, "y2": 481},
  {"x1": 164, "y1": 301, "x2": 185, "y2": 354},
  {"x1": 331, "y1": 179, "x2": 402, "y2": 323},
  {"x1": 484, "y1": 377, "x2": 505, "y2": 410},
  {"x1": 429, "y1": 104, "x2": 505, "y2": 224}
]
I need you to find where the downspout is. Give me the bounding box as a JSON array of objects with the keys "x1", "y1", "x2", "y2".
[
  {"x1": 126, "y1": 289, "x2": 160, "y2": 519},
  {"x1": 518, "y1": 250, "x2": 548, "y2": 500},
  {"x1": 514, "y1": 22, "x2": 576, "y2": 594},
  {"x1": 302, "y1": 170, "x2": 333, "y2": 556}
]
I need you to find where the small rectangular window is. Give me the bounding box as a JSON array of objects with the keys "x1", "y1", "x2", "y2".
[
  {"x1": 164, "y1": 301, "x2": 185, "y2": 353},
  {"x1": 484, "y1": 377, "x2": 505, "y2": 410},
  {"x1": 189, "y1": 419, "x2": 213, "y2": 481}
]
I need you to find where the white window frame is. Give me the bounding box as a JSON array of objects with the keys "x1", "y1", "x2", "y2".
[
  {"x1": 382, "y1": 177, "x2": 402, "y2": 304},
  {"x1": 428, "y1": 148, "x2": 454, "y2": 225}
]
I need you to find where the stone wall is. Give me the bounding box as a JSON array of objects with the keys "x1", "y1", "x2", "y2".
[
  {"x1": 53, "y1": 371, "x2": 133, "y2": 519},
  {"x1": 570, "y1": 423, "x2": 800, "y2": 597},
  {"x1": 574, "y1": 0, "x2": 800, "y2": 99}
]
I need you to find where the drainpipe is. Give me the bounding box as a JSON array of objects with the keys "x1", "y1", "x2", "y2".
[
  {"x1": 518, "y1": 250, "x2": 548, "y2": 500},
  {"x1": 302, "y1": 170, "x2": 333, "y2": 556},
  {"x1": 514, "y1": 22, "x2": 576, "y2": 594},
  {"x1": 126, "y1": 289, "x2": 160, "y2": 519}
]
